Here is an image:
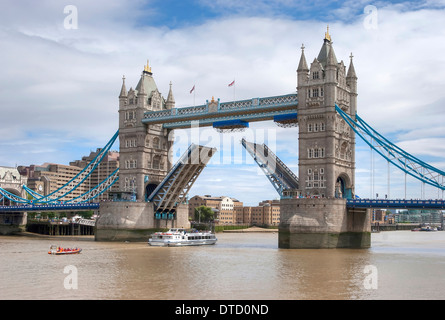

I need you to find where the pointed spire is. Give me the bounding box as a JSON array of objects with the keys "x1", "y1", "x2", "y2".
[
  {"x1": 138, "y1": 72, "x2": 146, "y2": 95},
  {"x1": 326, "y1": 41, "x2": 337, "y2": 67},
  {"x1": 317, "y1": 27, "x2": 337, "y2": 68},
  {"x1": 119, "y1": 75, "x2": 127, "y2": 97},
  {"x1": 297, "y1": 44, "x2": 309, "y2": 72},
  {"x1": 166, "y1": 81, "x2": 175, "y2": 109},
  {"x1": 347, "y1": 53, "x2": 357, "y2": 79}
]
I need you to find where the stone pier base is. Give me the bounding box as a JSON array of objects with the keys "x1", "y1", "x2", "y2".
[
  {"x1": 0, "y1": 213, "x2": 27, "y2": 235},
  {"x1": 279, "y1": 198, "x2": 371, "y2": 249},
  {"x1": 95, "y1": 202, "x2": 190, "y2": 242}
]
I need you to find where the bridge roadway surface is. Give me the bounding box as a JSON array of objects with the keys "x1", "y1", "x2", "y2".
[{"x1": 0, "y1": 199, "x2": 444, "y2": 213}]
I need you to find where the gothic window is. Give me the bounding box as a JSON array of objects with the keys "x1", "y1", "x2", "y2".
[
  {"x1": 308, "y1": 148, "x2": 325, "y2": 159},
  {"x1": 312, "y1": 71, "x2": 319, "y2": 80},
  {"x1": 125, "y1": 139, "x2": 137, "y2": 148},
  {"x1": 314, "y1": 123, "x2": 319, "y2": 132},
  {"x1": 308, "y1": 124, "x2": 313, "y2": 132},
  {"x1": 126, "y1": 111, "x2": 135, "y2": 120},
  {"x1": 313, "y1": 172, "x2": 319, "y2": 181},
  {"x1": 308, "y1": 149, "x2": 313, "y2": 158},
  {"x1": 306, "y1": 168, "x2": 326, "y2": 190},
  {"x1": 125, "y1": 160, "x2": 137, "y2": 168},
  {"x1": 314, "y1": 149, "x2": 319, "y2": 158},
  {"x1": 320, "y1": 122, "x2": 325, "y2": 131},
  {"x1": 320, "y1": 88, "x2": 324, "y2": 97},
  {"x1": 313, "y1": 88, "x2": 319, "y2": 97},
  {"x1": 152, "y1": 156, "x2": 161, "y2": 170},
  {"x1": 153, "y1": 137, "x2": 160, "y2": 149}
]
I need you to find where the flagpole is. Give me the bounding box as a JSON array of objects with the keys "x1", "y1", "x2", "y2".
[
  {"x1": 233, "y1": 77, "x2": 236, "y2": 102},
  {"x1": 190, "y1": 84, "x2": 196, "y2": 107}
]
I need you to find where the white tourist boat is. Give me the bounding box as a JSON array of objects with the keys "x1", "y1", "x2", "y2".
[{"x1": 148, "y1": 228, "x2": 217, "y2": 247}]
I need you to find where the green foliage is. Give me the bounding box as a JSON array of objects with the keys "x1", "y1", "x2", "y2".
[
  {"x1": 194, "y1": 206, "x2": 214, "y2": 222},
  {"x1": 213, "y1": 224, "x2": 249, "y2": 232},
  {"x1": 77, "y1": 210, "x2": 94, "y2": 219}
]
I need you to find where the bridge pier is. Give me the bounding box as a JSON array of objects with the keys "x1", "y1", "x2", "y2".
[
  {"x1": 95, "y1": 202, "x2": 190, "y2": 241},
  {"x1": 0, "y1": 212, "x2": 27, "y2": 235},
  {"x1": 279, "y1": 198, "x2": 371, "y2": 249}
]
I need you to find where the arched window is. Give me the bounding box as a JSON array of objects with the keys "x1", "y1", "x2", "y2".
[
  {"x1": 153, "y1": 137, "x2": 160, "y2": 149},
  {"x1": 152, "y1": 156, "x2": 161, "y2": 170}
]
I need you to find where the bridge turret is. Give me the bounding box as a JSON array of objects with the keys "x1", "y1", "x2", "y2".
[
  {"x1": 118, "y1": 76, "x2": 127, "y2": 110},
  {"x1": 297, "y1": 44, "x2": 309, "y2": 102},
  {"x1": 166, "y1": 81, "x2": 175, "y2": 110},
  {"x1": 346, "y1": 53, "x2": 358, "y2": 117}
]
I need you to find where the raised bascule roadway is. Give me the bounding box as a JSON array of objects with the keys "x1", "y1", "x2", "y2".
[{"x1": 1, "y1": 29, "x2": 444, "y2": 247}]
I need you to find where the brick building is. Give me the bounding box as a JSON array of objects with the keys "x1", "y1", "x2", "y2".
[{"x1": 189, "y1": 195, "x2": 281, "y2": 226}]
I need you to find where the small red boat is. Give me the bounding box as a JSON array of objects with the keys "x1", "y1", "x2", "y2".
[{"x1": 48, "y1": 245, "x2": 82, "y2": 255}]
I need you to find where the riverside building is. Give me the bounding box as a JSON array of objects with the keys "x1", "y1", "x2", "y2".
[
  {"x1": 70, "y1": 149, "x2": 120, "y2": 200},
  {"x1": 188, "y1": 195, "x2": 281, "y2": 226}
]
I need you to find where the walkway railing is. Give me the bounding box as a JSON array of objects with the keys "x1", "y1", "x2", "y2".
[
  {"x1": 347, "y1": 198, "x2": 445, "y2": 209},
  {"x1": 0, "y1": 202, "x2": 100, "y2": 212},
  {"x1": 142, "y1": 93, "x2": 298, "y2": 128}
]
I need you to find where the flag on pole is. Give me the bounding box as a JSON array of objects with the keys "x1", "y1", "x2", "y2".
[
  {"x1": 228, "y1": 80, "x2": 235, "y2": 87},
  {"x1": 190, "y1": 85, "x2": 195, "y2": 94}
]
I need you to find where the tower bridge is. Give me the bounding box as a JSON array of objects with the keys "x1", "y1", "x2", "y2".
[{"x1": 1, "y1": 28, "x2": 444, "y2": 246}]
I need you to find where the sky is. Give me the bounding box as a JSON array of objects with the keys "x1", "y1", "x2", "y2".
[{"x1": 0, "y1": 0, "x2": 444, "y2": 205}]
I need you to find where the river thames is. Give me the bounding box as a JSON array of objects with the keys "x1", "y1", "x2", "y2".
[{"x1": 0, "y1": 230, "x2": 444, "y2": 300}]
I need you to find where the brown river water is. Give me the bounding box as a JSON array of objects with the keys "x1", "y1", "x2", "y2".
[{"x1": 1, "y1": 230, "x2": 444, "y2": 300}]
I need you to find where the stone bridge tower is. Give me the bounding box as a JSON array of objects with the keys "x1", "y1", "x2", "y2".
[
  {"x1": 118, "y1": 61, "x2": 174, "y2": 201},
  {"x1": 96, "y1": 62, "x2": 186, "y2": 241},
  {"x1": 296, "y1": 27, "x2": 358, "y2": 199},
  {"x1": 279, "y1": 29, "x2": 370, "y2": 249}
]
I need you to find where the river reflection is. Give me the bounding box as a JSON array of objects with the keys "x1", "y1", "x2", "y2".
[{"x1": 1, "y1": 231, "x2": 444, "y2": 300}]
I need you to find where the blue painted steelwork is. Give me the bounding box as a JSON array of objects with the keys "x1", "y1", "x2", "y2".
[
  {"x1": 0, "y1": 187, "x2": 30, "y2": 204},
  {"x1": 0, "y1": 130, "x2": 119, "y2": 205},
  {"x1": 347, "y1": 198, "x2": 445, "y2": 209},
  {"x1": 65, "y1": 168, "x2": 119, "y2": 203},
  {"x1": 147, "y1": 144, "x2": 195, "y2": 204},
  {"x1": 273, "y1": 113, "x2": 298, "y2": 122},
  {"x1": 0, "y1": 202, "x2": 100, "y2": 212},
  {"x1": 213, "y1": 119, "x2": 249, "y2": 129},
  {"x1": 142, "y1": 93, "x2": 298, "y2": 129},
  {"x1": 241, "y1": 138, "x2": 299, "y2": 197},
  {"x1": 336, "y1": 105, "x2": 445, "y2": 191},
  {"x1": 23, "y1": 185, "x2": 44, "y2": 200},
  {"x1": 148, "y1": 144, "x2": 216, "y2": 218},
  {"x1": 163, "y1": 110, "x2": 297, "y2": 129},
  {"x1": 31, "y1": 130, "x2": 120, "y2": 203}
]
